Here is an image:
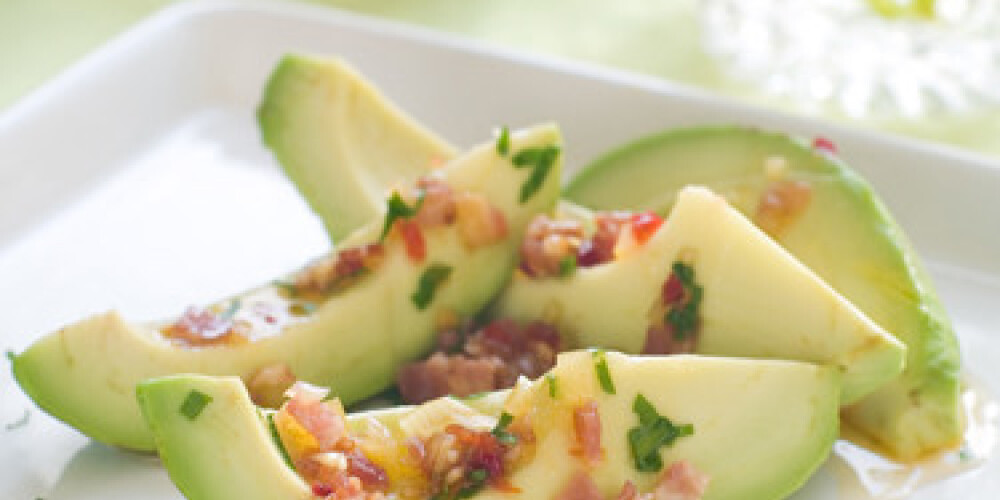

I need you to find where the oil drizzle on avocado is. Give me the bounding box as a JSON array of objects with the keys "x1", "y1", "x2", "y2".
[{"x1": 834, "y1": 379, "x2": 998, "y2": 498}]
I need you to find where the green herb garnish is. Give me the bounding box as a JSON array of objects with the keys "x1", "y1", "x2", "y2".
[
  {"x1": 546, "y1": 374, "x2": 559, "y2": 399},
  {"x1": 496, "y1": 126, "x2": 511, "y2": 156},
  {"x1": 266, "y1": 412, "x2": 295, "y2": 470},
  {"x1": 412, "y1": 263, "x2": 453, "y2": 310},
  {"x1": 593, "y1": 350, "x2": 616, "y2": 395},
  {"x1": 628, "y1": 394, "x2": 694, "y2": 472},
  {"x1": 492, "y1": 411, "x2": 518, "y2": 445},
  {"x1": 380, "y1": 191, "x2": 424, "y2": 242},
  {"x1": 4, "y1": 350, "x2": 14, "y2": 363},
  {"x1": 179, "y1": 390, "x2": 213, "y2": 420},
  {"x1": 665, "y1": 261, "x2": 703, "y2": 340},
  {"x1": 511, "y1": 145, "x2": 559, "y2": 203},
  {"x1": 558, "y1": 255, "x2": 577, "y2": 277}
]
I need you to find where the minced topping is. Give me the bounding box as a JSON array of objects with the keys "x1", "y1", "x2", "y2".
[
  {"x1": 643, "y1": 261, "x2": 702, "y2": 355},
  {"x1": 520, "y1": 210, "x2": 665, "y2": 278},
  {"x1": 396, "y1": 319, "x2": 561, "y2": 404}
]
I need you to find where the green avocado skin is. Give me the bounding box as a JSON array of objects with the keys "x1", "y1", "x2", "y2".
[{"x1": 565, "y1": 126, "x2": 962, "y2": 461}]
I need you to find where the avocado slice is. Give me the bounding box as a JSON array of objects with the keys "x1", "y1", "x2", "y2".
[
  {"x1": 138, "y1": 351, "x2": 839, "y2": 500},
  {"x1": 11, "y1": 124, "x2": 562, "y2": 451},
  {"x1": 498, "y1": 186, "x2": 904, "y2": 405},
  {"x1": 564, "y1": 127, "x2": 961, "y2": 460},
  {"x1": 258, "y1": 54, "x2": 457, "y2": 242}
]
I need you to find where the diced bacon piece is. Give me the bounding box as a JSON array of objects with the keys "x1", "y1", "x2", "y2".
[
  {"x1": 554, "y1": 471, "x2": 603, "y2": 500},
  {"x1": 397, "y1": 352, "x2": 503, "y2": 404},
  {"x1": 519, "y1": 215, "x2": 584, "y2": 277},
  {"x1": 650, "y1": 461, "x2": 710, "y2": 500},
  {"x1": 755, "y1": 180, "x2": 812, "y2": 237},
  {"x1": 415, "y1": 177, "x2": 457, "y2": 227},
  {"x1": 346, "y1": 450, "x2": 389, "y2": 489},
  {"x1": 573, "y1": 400, "x2": 604, "y2": 464},
  {"x1": 284, "y1": 392, "x2": 347, "y2": 451},
  {"x1": 577, "y1": 211, "x2": 631, "y2": 267},
  {"x1": 247, "y1": 363, "x2": 296, "y2": 408},
  {"x1": 455, "y1": 192, "x2": 508, "y2": 248},
  {"x1": 295, "y1": 243, "x2": 384, "y2": 295}
]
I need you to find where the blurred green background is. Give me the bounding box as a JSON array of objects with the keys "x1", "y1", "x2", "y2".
[{"x1": 2, "y1": 0, "x2": 998, "y2": 158}]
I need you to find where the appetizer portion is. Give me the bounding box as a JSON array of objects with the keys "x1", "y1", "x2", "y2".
[
  {"x1": 10, "y1": 124, "x2": 562, "y2": 451},
  {"x1": 259, "y1": 54, "x2": 457, "y2": 242},
  {"x1": 499, "y1": 186, "x2": 905, "y2": 405},
  {"x1": 137, "y1": 351, "x2": 840, "y2": 500},
  {"x1": 566, "y1": 127, "x2": 962, "y2": 460}
]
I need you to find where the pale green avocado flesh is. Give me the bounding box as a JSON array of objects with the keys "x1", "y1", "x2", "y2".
[
  {"x1": 138, "y1": 352, "x2": 840, "y2": 500},
  {"x1": 565, "y1": 127, "x2": 962, "y2": 460},
  {"x1": 11, "y1": 125, "x2": 562, "y2": 451},
  {"x1": 499, "y1": 186, "x2": 904, "y2": 406},
  {"x1": 258, "y1": 54, "x2": 457, "y2": 242}
]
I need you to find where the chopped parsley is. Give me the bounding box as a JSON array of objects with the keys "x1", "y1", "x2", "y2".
[
  {"x1": 511, "y1": 144, "x2": 560, "y2": 203},
  {"x1": 628, "y1": 394, "x2": 694, "y2": 472},
  {"x1": 546, "y1": 374, "x2": 559, "y2": 398},
  {"x1": 179, "y1": 390, "x2": 213, "y2": 420},
  {"x1": 592, "y1": 350, "x2": 616, "y2": 395},
  {"x1": 496, "y1": 126, "x2": 511, "y2": 156},
  {"x1": 491, "y1": 411, "x2": 518, "y2": 445},
  {"x1": 380, "y1": 191, "x2": 424, "y2": 242},
  {"x1": 266, "y1": 412, "x2": 295, "y2": 470},
  {"x1": 412, "y1": 263, "x2": 453, "y2": 310},
  {"x1": 558, "y1": 255, "x2": 576, "y2": 277},
  {"x1": 4, "y1": 350, "x2": 14, "y2": 363},
  {"x1": 665, "y1": 261, "x2": 703, "y2": 340}
]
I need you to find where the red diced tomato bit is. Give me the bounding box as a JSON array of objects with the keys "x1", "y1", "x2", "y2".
[
  {"x1": 812, "y1": 136, "x2": 837, "y2": 154},
  {"x1": 399, "y1": 220, "x2": 426, "y2": 262},
  {"x1": 630, "y1": 212, "x2": 664, "y2": 245}
]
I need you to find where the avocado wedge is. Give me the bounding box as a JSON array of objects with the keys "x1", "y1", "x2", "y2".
[
  {"x1": 138, "y1": 351, "x2": 840, "y2": 500},
  {"x1": 11, "y1": 124, "x2": 562, "y2": 451},
  {"x1": 565, "y1": 127, "x2": 961, "y2": 460},
  {"x1": 258, "y1": 54, "x2": 457, "y2": 242},
  {"x1": 499, "y1": 186, "x2": 904, "y2": 405}
]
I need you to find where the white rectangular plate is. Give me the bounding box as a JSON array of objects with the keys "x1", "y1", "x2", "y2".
[{"x1": 1, "y1": 1, "x2": 997, "y2": 499}]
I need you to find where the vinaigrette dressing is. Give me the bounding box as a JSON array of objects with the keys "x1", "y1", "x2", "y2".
[{"x1": 835, "y1": 379, "x2": 998, "y2": 498}]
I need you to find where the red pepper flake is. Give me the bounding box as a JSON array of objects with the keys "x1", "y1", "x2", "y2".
[
  {"x1": 812, "y1": 136, "x2": 837, "y2": 154},
  {"x1": 630, "y1": 212, "x2": 664, "y2": 245},
  {"x1": 399, "y1": 220, "x2": 426, "y2": 262}
]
